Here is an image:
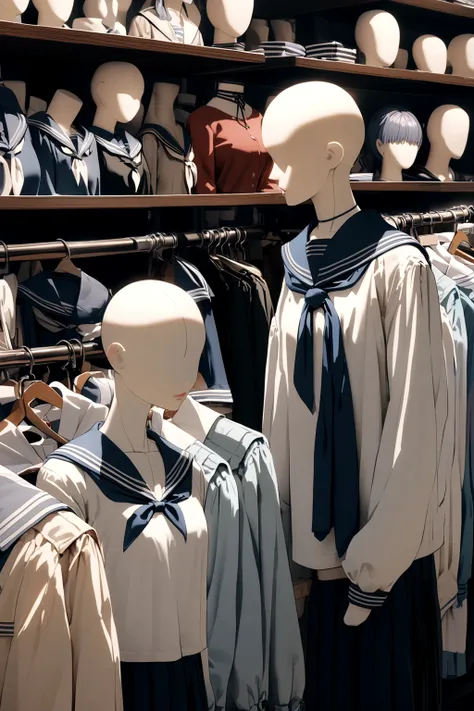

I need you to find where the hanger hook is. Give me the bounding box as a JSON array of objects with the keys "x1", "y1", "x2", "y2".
[
  {"x1": 57, "y1": 339, "x2": 76, "y2": 374},
  {"x1": 69, "y1": 338, "x2": 85, "y2": 373},
  {"x1": 56, "y1": 238, "x2": 72, "y2": 260}
]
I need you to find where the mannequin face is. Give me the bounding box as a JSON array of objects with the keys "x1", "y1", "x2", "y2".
[
  {"x1": 84, "y1": 0, "x2": 108, "y2": 18},
  {"x1": 0, "y1": 0, "x2": 29, "y2": 15},
  {"x1": 206, "y1": 0, "x2": 254, "y2": 37},
  {"x1": 263, "y1": 81, "x2": 364, "y2": 206},
  {"x1": 376, "y1": 140, "x2": 419, "y2": 169},
  {"x1": 92, "y1": 62, "x2": 145, "y2": 123},
  {"x1": 103, "y1": 282, "x2": 205, "y2": 411},
  {"x1": 355, "y1": 10, "x2": 400, "y2": 67},
  {"x1": 448, "y1": 34, "x2": 474, "y2": 75},
  {"x1": 427, "y1": 105, "x2": 470, "y2": 158},
  {"x1": 412, "y1": 34, "x2": 447, "y2": 73},
  {"x1": 33, "y1": 0, "x2": 74, "y2": 21}
]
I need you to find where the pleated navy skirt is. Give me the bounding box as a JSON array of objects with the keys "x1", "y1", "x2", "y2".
[
  {"x1": 121, "y1": 653, "x2": 208, "y2": 711},
  {"x1": 305, "y1": 555, "x2": 442, "y2": 711}
]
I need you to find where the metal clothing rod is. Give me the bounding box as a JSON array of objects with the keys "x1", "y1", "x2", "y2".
[
  {"x1": 0, "y1": 227, "x2": 265, "y2": 264},
  {"x1": 0, "y1": 342, "x2": 103, "y2": 367},
  {"x1": 388, "y1": 204, "x2": 474, "y2": 230}
]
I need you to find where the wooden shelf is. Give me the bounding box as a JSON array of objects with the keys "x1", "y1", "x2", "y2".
[
  {"x1": 0, "y1": 183, "x2": 473, "y2": 210},
  {"x1": 0, "y1": 21, "x2": 263, "y2": 75}
]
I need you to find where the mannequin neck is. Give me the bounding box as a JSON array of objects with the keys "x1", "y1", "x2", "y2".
[
  {"x1": 100, "y1": 373, "x2": 151, "y2": 453},
  {"x1": 47, "y1": 90, "x2": 82, "y2": 135},
  {"x1": 37, "y1": 8, "x2": 67, "y2": 27},
  {"x1": 115, "y1": 3, "x2": 129, "y2": 25},
  {"x1": 214, "y1": 28, "x2": 237, "y2": 45},
  {"x1": 166, "y1": 0, "x2": 183, "y2": 11},
  {"x1": 0, "y1": 2, "x2": 21, "y2": 21},
  {"x1": 208, "y1": 82, "x2": 252, "y2": 118},
  {"x1": 379, "y1": 157, "x2": 403, "y2": 182},
  {"x1": 146, "y1": 83, "x2": 180, "y2": 130},
  {"x1": 425, "y1": 145, "x2": 453, "y2": 182},
  {"x1": 172, "y1": 395, "x2": 220, "y2": 443},
  {"x1": 310, "y1": 170, "x2": 359, "y2": 239},
  {"x1": 364, "y1": 50, "x2": 385, "y2": 68},
  {"x1": 3, "y1": 80, "x2": 26, "y2": 112},
  {"x1": 92, "y1": 107, "x2": 117, "y2": 134}
]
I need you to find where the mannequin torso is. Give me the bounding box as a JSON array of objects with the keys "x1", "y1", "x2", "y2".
[
  {"x1": 3, "y1": 80, "x2": 26, "y2": 112},
  {"x1": 425, "y1": 104, "x2": 470, "y2": 181}
]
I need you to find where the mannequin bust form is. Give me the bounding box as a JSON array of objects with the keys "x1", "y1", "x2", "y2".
[
  {"x1": 73, "y1": 0, "x2": 120, "y2": 33},
  {"x1": 367, "y1": 108, "x2": 423, "y2": 181},
  {"x1": 91, "y1": 61, "x2": 144, "y2": 134},
  {"x1": 207, "y1": 81, "x2": 252, "y2": 119},
  {"x1": 270, "y1": 18, "x2": 295, "y2": 43},
  {"x1": 129, "y1": 0, "x2": 203, "y2": 45},
  {"x1": 0, "y1": 0, "x2": 28, "y2": 22},
  {"x1": 47, "y1": 89, "x2": 82, "y2": 134},
  {"x1": 117, "y1": 102, "x2": 144, "y2": 136},
  {"x1": 145, "y1": 81, "x2": 181, "y2": 136},
  {"x1": 27, "y1": 95, "x2": 47, "y2": 117},
  {"x1": 3, "y1": 80, "x2": 26, "y2": 112},
  {"x1": 448, "y1": 34, "x2": 474, "y2": 77},
  {"x1": 32, "y1": 0, "x2": 74, "y2": 27},
  {"x1": 246, "y1": 17, "x2": 269, "y2": 49},
  {"x1": 393, "y1": 48, "x2": 408, "y2": 69},
  {"x1": 207, "y1": 0, "x2": 254, "y2": 46},
  {"x1": 425, "y1": 104, "x2": 470, "y2": 181},
  {"x1": 107, "y1": 0, "x2": 129, "y2": 33},
  {"x1": 355, "y1": 10, "x2": 400, "y2": 68},
  {"x1": 412, "y1": 34, "x2": 447, "y2": 73}
]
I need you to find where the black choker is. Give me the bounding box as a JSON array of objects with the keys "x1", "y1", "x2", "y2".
[
  {"x1": 317, "y1": 205, "x2": 358, "y2": 223},
  {"x1": 216, "y1": 89, "x2": 250, "y2": 130}
]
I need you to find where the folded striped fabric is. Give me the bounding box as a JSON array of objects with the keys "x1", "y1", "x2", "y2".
[
  {"x1": 305, "y1": 41, "x2": 357, "y2": 63},
  {"x1": 213, "y1": 41, "x2": 246, "y2": 51},
  {"x1": 259, "y1": 40, "x2": 306, "y2": 58}
]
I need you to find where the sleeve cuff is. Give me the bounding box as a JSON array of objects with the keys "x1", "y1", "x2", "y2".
[{"x1": 348, "y1": 584, "x2": 388, "y2": 609}]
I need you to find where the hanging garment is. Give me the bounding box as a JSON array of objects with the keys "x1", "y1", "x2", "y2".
[
  {"x1": 187, "y1": 106, "x2": 275, "y2": 193},
  {"x1": 128, "y1": 3, "x2": 203, "y2": 45},
  {"x1": 0, "y1": 275, "x2": 18, "y2": 351},
  {"x1": 38, "y1": 423, "x2": 209, "y2": 710},
  {"x1": 89, "y1": 126, "x2": 149, "y2": 195},
  {"x1": 0, "y1": 83, "x2": 40, "y2": 196},
  {"x1": 155, "y1": 257, "x2": 232, "y2": 408},
  {"x1": 264, "y1": 210, "x2": 447, "y2": 599},
  {"x1": 0, "y1": 466, "x2": 122, "y2": 711},
  {"x1": 139, "y1": 122, "x2": 197, "y2": 194},
  {"x1": 28, "y1": 112, "x2": 100, "y2": 195},
  {"x1": 17, "y1": 268, "x2": 110, "y2": 347}
]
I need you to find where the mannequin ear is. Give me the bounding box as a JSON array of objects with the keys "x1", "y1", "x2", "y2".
[
  {"x1": 375, "y1": 138, "x2": 385, "y2": 157},
  {"x1": 326, "y1": 141, "x2": 344, "y2": 169},
  {"x1": 107, "y1": 342, "x2": 126, "y2": 372}
]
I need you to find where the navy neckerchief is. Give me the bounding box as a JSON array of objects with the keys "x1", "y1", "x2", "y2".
[
  {"x1": 28, "y1": 112, "x2": 95, "y2": 161},
  {"x1": 17, "y1": 269, "x2": 110, "y2": 347},
  {"x1": 140, "y1": 122, "x2": 192, "y2": 158},
  {"x1": 283, "y1": 210, "x2": 429, "y2": 557},
  {"x1": 0, "y1": 468, "x2": 68, "y2": 571},
  {"x1": 46, "y1": 424, "x2": 193, "y2": 551}
]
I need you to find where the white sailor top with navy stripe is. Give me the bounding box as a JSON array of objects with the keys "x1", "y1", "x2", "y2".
[
  {"x1": 264, "y1": 209, "x2": 448, "y2": 607},
  {"x1": 37, "y1": 424, "x2": 208, "y2": 663}
]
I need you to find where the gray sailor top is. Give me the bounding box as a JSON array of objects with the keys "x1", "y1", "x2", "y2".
[
  {"x1": 139, "y1": 122, "x2": 197, "y2": 195},
  {"x1": 28, "y1": 112, "x2": 100, "y2": 196},
  {"x1": 89, "y1": 125, "x2": 149, "y2": 195},
  {"x1": 201, "y1": 415, "x2": 305, "y2": 711},
  {"x1": 263, "y1": 210, "x2": 447, "y2": 609},
  {"x1": 38, "y1": 424, "x2": 208, "y2": 663},
  {"x1": 129, "y1": 2, "x2": 204, "y2": 45},
  {"x1": 0, "y1": 83, "x2": 40, "y2": 196}
]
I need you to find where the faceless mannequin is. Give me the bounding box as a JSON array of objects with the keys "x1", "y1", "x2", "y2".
[
  {"x1": 91, "y1": 61, "x2": 144, "y2": 134},
  {"x1": 246, "y1": 17, "x2": 268, "y2": 49},
  {"x1": 368, "y1": 108, "x2": 423, "y2": 181},
  {"x1": 108, "y1": 0, "x2": 128, "y2": 32},
  {"x1": 0, "y1": 0, "x2": 28, "y2": 22},
  {"x1": 32, "y1": 0, "x2": 74, "y2": 27},
  {"x1": 3, "y1": 80, "x2": 26, "y2": 112},
  {"x1": 145, "y1": 82, "x2": 182, "y2": 144},
  {"x1": 117, "y1": 102, "x2": 144, "y2": 136},
  {"x1": 270, "y1": 18, "x2": 295, "y2": 43},
  {"x1": 208, "y1": 81, "x2": 252, "y2": 119},
  {"x1": 393, "y1": 48, "x2": 408, "y2": 69},
  {"x1": 172, "y1": 395, "x2": 221, "y2": 446},
  {"x1": 101, "y1": 281, "x2": 204, "y2": 455},
  {"x1": 425, "y1": 104, "x2": 470, "y2": 181},
  {"x1": 27, "y1": 95, "x2": 47, "y2": 117},
  {"x1": 207, "y1": 0, "x2": 254, "y2": 46},
  {"x1": 355, "y1": 10, "x2": 400, "y2": 68},
  {"x1": 448, "y1": 34, "x2": 474, "y2": 77},
  {"x1": 47, "y1": 89, "x2": 82, "y2": 135},
  {"x1": 73, "y1": 0, "x2": 120, "y2": 32},
  {"x1": 412, "y1": 34, "x2": 447, "y2": 73}
]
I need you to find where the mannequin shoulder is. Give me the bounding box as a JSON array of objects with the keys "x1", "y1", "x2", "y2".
[
  {"x1": 38, "y1": 458, "x2": 88, "y2": 491},
  {"x1": 185, "y1": 1, "x2": 202, "y2": 25}
]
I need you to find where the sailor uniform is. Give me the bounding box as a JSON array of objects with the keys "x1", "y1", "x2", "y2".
[
  {"x1": 0, "y1": 466, "x2": 122, "y2": 711},
  {"x1": 0, "y1": 83, "x2": 40, "y2": 196},
  {"x1": 128, "y1": 3, "x2": 203, "y2": 45},
  {"x1": 28, "y1": 112, "x2": 100, "y2": 196},
  {"x1": 38, "y1": 422, "x2": 209, "y2": 710},
  {"x1": 89, "y1": 125, "x2": 149, "y2": 195},
  {"x1": 17, "y1": 268, "x2": 110, "y2": 347},
  {"x1": 264, "y1": 210, "x2": 446, "y2": 709},
  {"x1": 0, "y1": 274, "x2": 18, "y2": 351},
  {"x1": 139, "y1": 122, "x2": 197, "y2": 194}
]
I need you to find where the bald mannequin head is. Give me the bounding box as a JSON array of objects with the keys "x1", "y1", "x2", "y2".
[
  {"x1": 262, "y1": 81, "x2": 365, "y2": 205},
  {"x1": 427, "y1": 104, "x2": 470, "y2": 159},
  {"x1": 102, "y1": 281, "x2": 205, "y2": 410},
  {"x1": 91, "y1": 62, "x2": 144, "y2": 124}
]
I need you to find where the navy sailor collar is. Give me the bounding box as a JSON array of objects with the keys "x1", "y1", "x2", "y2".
[
  {"x1": 89, "y1": 125, "x2": 142, "y2": 163},
  {"x1": 28, "y1": 111, "x2": 94, "y2": 159},
  {"x1": 0, "y1": 84, "x2": 28, "y2": 154},
  {"x1": 283, "y1": 210, "x2": 429, "y2": 294}
]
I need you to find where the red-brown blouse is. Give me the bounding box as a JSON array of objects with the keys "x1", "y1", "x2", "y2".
[{"x1": 187, "y1": 105, "x2": 276, "y2": 194}]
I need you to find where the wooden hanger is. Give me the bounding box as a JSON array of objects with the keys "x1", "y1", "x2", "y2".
[
  {"x1": 74, "y1": 369, "x2": 105, "y2": 394},
  {"x1": 22, "y1": 381, "x2": 67, "y2": 445},
  {"x1": 449, "y1": 230, "x2": 474, "y2": 264}
]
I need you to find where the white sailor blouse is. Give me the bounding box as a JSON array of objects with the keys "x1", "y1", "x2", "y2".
[
  {"x1": 89, "y1": 126, "x2": 149, "y2": 195},
  {"x1": 38, "y1": 424, "x2": 208, "y2": 663},
  {"x1": 140, "y1": 122, "x2": 197, "y2": 195},
  {"x1": 263, "y1": 210, "x2": 447, "y2": 608},
  {"x1": 129, "y1": 2, "x2": 204, "y2": 45},
  {"x1": 0, "y1": 83, "x2": 40, "y2": 196},
  {"x1": 0, "y1": 467, "x2": 122, "y2": 711},
  {"x1": 28, "y1": 112, "x2": 100, "y2": 196}
]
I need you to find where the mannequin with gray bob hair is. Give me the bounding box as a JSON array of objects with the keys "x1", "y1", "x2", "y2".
[{"x1": 367, "y1": 107, "x2": 423, "y2": 181}]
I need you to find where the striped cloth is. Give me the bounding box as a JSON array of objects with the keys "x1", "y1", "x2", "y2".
[{"x1": 306, "y1": 41, "x2": 357, "y2": 64}]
